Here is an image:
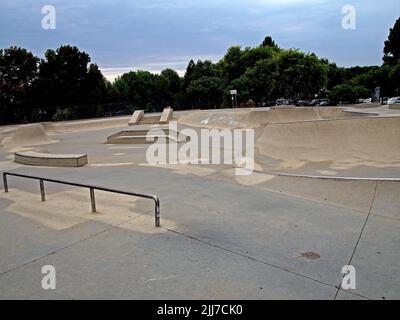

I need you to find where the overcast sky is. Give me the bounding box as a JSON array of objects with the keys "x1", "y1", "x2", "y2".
[{"x1": 1, "y1": 0, "x2": 399, "y2": 81}]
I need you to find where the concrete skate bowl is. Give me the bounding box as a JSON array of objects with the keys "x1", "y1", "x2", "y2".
[
  {"x1": 254, "y1": 116, "x2": 400, "y2": 177},
  {"x1": 1, "y1": 124, "x2": 57, "y2": 149},
  {"x1": 178, "y1": 107, "x2": 370, "y2": 129}
]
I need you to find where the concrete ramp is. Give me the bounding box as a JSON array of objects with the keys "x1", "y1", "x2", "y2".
[
  {"x1": 15, "y1": 151, "x2": 88, "y2": 167},
  {"x1": 125, "y1": 108, "x2": 175, "y2": 126},
  {"x1": 160, "y1": 108, "x2": 173, "y2": 124},
  {"x1": 129, "y1": 110, "x2": 144, "y2": 125},
  {"x1": 2, "y1": 124, "x2": 57, "y2": 148}
]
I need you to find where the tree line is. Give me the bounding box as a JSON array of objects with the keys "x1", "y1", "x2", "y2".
[{"x1": 1, "y1": 18, "x2": 399, "y2": 125}]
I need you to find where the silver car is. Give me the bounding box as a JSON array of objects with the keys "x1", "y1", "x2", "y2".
[{"x1": 388, "y1": 96, "x2": 400, "y2": 105}]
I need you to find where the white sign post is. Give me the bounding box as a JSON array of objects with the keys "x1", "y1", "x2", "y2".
[{"x1": 230, "y1": 90, "x2": 238, "y2": 108}]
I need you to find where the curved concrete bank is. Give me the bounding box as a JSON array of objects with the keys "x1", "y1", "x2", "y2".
[
  {"x1": 15, "y1": 151, "x2": 88, "y2": 167},
  {"x1": 2, "y1": 124, "x2": 57, "y2": 148},
  {"x1": 178, "y1": 107, "x2": 369, "y2": 129},
  {"x1": 256, "y1": 116, "x2": 400, "y2": 163},
  {"x1": 229, "y1": 169, "x2": 400, "y2": 218}
]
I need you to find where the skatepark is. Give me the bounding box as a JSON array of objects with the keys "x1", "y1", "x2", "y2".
[{"x1": 0, "y1": 105, "x2": 399, "y2": 299}]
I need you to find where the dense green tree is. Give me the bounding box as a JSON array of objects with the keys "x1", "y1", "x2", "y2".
[
  {"x1": 328, "y1": 84, "x2": 370, "y2": 104},
  {"x1": 36, "y1": 45, "x2": 91, "y2": 106},
  {"x1": 219, "y1": 46, "x2": 246, "y2": 85},
  {"x1": 160, "y1": 68, "x2": 182, "y2": 106},
  {"x1": 242, "y1": 46, "x2": 276, "y2": 70},
  {"x1": 115, "y1": 70, "x2": 157, "y2": 111},
  {"x1": 383, "y1": 17, "x2": 400, "y2": 65},
  {"x1": 230, "y1": 58, "x2": 279, "y2": 104},
  {"x1": 183, "y1": 59, "x2": 217, "y2": 88},
  {"x1": 276, "y1": 50, "x2": 328, "y2": 98},
  {"x1": 161, "y1": 68, "x2": 181, "y2": 93},
  {"x1": 326, "y1": 63, "x2": 346, "y2": 90},
  {"x1": 261, "y1": 36, "x2": 278, "y2": 48},
  {"x1": 230, "y1": 50, "x2": 328, "y2": 104},
  {"x1": 187, "y1": 76, "x2": 223, "y2": 108},
  {"x1": 0, "y1": 47, "x2": 39, "y2": 123},
  {"x1": 82, "y1": 63, "x2": 107, "y2": 104}
]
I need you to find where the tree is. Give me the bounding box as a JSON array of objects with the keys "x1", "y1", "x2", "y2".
[
  {"x1": 326, "y1": 63, "x2": 346, "y2": 90},
  {"x1": 32, "y1": 45, "x2": 109, "y2": 120},
  {"x1": 242, "y1": 46, "x2": 275, "y2": 70},
  {"x1": 328, "y1": 84, "x2": 370, "y2": 104},
  {"x1": 230, "y1": 58, "x2": 279, "y2": 105},
  {"x1": 34, "y1": 45, "x2": 91, "y2": 113},
  {"x1": 219, "y1": 46, "x2": 246, "y2": 85},
  {"x1": 116, "y1": 71, "x2": 156, "y2": 111},
  {"x1": 161, "y1": 68, "x2": 181, "y2": 93},
  {"x1": 187, "y1": 76, "x2": 223, "y2": 108},
  {"x1": 261, "y1": 36, "x2": 278, "y2": 48},
  {"x1": 269, "y1": 50, "x2": 328, "y2": 98},
  {"x1": 81, "y1": 63, "x2": 107, "y2": 105},
  {"x1": 383, "y1": 17, "x2": 400, "y2": 65},
  {"x1": 160, "y1": 68, "x2": 182, "y2": 106},
  {"x1": 183, "y1": 60, "x2": 217, "y2": 88},
  {"x1": 0, "y1": 47, "x2": 39, "y2": 124}
]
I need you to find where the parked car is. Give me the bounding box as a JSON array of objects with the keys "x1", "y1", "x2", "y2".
[
  {"x1": 295, "y1": 99, "x2": 308, "y2": 106},
  {"x1": 363, "y1": 98, "x2": 372, "y2": 104},
  {"x1": 308, "y1": 99, "x2": 325, "y2": 106},
  {"x1": 318, "y1": 99, "x2": 332, "y2": 106},
  {"x1": 276, "y1": 98, "x2": 289, "y2": 106},
  {"x1": 388, "y1": 97, "x2": 400, "y2": 105}
]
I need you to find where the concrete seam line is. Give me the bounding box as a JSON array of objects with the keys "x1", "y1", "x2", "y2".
[
  {"x1": 333, "y1": 180, "x2": 379, "y2": 300},
  {"x1": 162, "y1": 226, "x2": 337, "y2": 290},
  {"x1": 163, "y1": 226, "x2": 373, "y2": 300}
]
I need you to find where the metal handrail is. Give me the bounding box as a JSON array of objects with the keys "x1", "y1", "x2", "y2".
[{"x1": 2, "y1": 171, "x2": 161, "y2": 227}]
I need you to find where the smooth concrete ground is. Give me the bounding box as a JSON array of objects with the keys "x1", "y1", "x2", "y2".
[{"x1": 0, "y1": 113, "x2": 399, "y2": 300}]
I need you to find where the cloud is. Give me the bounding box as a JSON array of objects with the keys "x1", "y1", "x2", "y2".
[{"x1": 1, "y1": 0, "x2": 399, "y2": 72}]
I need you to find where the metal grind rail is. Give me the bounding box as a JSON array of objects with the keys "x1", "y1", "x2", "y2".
[{"x1": 2, "y1": 171, "x2": 161, "y2": 227}]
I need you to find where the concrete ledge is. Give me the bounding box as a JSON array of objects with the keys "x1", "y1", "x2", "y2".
[
  {"x1": 389, "y1": 104, "x2": 400, "y2": 110},
  {"x1": 15, "y1": 151, "x2": 88, "y2": 167},
  {"x1": 107, "y1": 129, "x2": 188, "y2": 144},
  {"x1": 129, "y1": 110, "x2": 144, "y2": 125}
]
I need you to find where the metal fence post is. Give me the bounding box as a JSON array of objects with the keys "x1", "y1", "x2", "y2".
[
  {"x1": 3, "y1": 173, "x2": 8, "y2": 193},
  {"x1": 39, "y1": 179, "x2": 45, "y2": 201},
  {"x1": 154, "y1": 197, "x2": 160, "y2": 227},
  {"x1": 90, "y1": 188, "x2": 96, "y2": 213}
]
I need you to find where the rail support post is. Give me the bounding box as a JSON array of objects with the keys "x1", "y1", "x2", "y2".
[
  {"x1": 90, "y1": 188, "x2": 96, "y2": 213},
  {"x1": 3, "y1": 173, "x2": 8, "y2": 193},
  {"x1": 154, "y1": 197, "x2": 160, "y2": 227},
  {"x1": 39, "y1": 179, "x2": 45, "y2": 201}
]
